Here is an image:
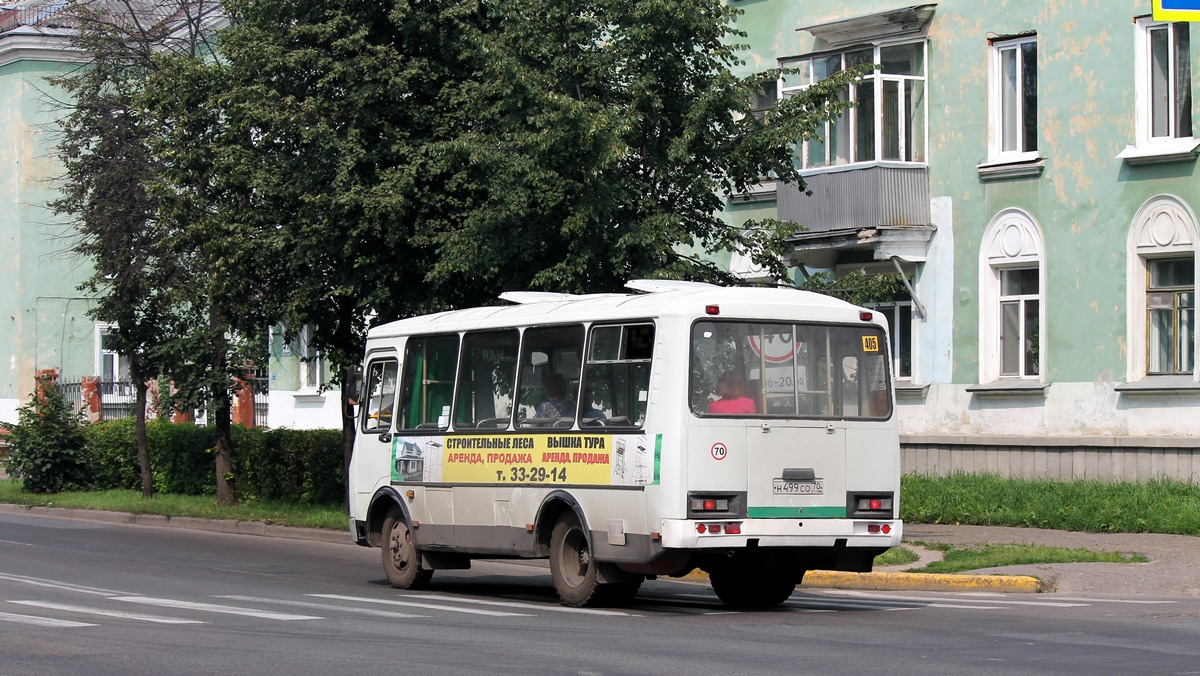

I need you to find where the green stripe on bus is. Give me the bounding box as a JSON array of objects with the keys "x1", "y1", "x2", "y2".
[
  {"x1": 748, "y1": 506, "x2": 847, "y2": 518},
  {"x1": 653, "y1": 434, "x2": 662, "y2": 485}
]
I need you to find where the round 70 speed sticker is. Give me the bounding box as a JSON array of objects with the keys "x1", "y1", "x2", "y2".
[{"x1": 711, "y1": 442, "x2": 728, "y2": 461}]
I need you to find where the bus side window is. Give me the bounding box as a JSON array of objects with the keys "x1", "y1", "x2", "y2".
[
  {"x1": 362, "y1": 359, "x2": 398, "y2": 433},
  {"x1": 582, "y1": 323, "x2": 654, "y2": 428},
  {"x1": 515, "y1": 325, "x2": 585, "y2": 427},
  {"x1": 399, "y1": 334, "x2": 460, "y2": 431},
  {"x1": 454, "y1": 330, "x2": 519, "y2": 429}
]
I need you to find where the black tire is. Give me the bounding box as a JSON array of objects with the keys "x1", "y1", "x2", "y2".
[
  {"x1": 549, "y1": 515, "x2": 601, "y2": 607},
  {"x1": 381, "y1": 511, "x2": 433, "y2": 590},
  {"x1": 710, "y1": 571, "x2": 796, "y2": 608}
]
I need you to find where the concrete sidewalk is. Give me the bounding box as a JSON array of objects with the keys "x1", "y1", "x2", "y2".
[{"x1": 4, "y1": 503, "x2": 1194, "y2": 596}]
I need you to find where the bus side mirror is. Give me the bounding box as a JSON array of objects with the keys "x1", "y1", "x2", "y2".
[{"x1": 343, "y1": 367, "x2": 364, "y2": 420}]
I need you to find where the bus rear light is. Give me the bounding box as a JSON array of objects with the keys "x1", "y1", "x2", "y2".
[
  {"x1": 856, "y1": 497, "x2": 892, "y2": 512},
  {"x1": 691, "y1": 497, "x2": 730, "y2": 512},
  {"x1": 859, "y1": 311, "x2": 873, "y2": 321},
  {"x1": 866, "y1": 523, "x2": 894, "y2": 535},
  {"x1": 724, "y1": 522, "x2": 742, "y2": 535},
  {"x1": 705, "y1": 305, "x2": 720, "y2": 315},
  {"x1": 696, "y1": 523, "x2": 706, "y2": 534}
]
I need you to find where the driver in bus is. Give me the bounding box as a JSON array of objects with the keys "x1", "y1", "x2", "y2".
[{"x1": 709, "y1": 370, "x2": 757, "y2": 415}]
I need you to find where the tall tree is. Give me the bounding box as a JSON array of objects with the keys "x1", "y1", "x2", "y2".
[
  {"x1": 50, "y1": 0, "x2": 222, "y2": 498},
  {"x1": 214, "y1": 0, "x2": 858, "y2": 471},
  {"x1": 52, "y1": 0, "x2": 264, "y2": 505}
]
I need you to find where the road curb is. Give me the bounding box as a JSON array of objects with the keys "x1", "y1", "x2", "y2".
[
  {"x1": 0, "y1": 503, "x2": 351, "y2": 545},
  {"x1": 683, "y1": 567, "x2": 1043, "y2": 593},
  {"x1": 801, "y1": 569, "x2": 1044, "y2": 593}
]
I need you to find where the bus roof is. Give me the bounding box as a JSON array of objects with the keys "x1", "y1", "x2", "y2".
[{"x1": 367, "y1": 281, "x2": 871, "y2": 339}]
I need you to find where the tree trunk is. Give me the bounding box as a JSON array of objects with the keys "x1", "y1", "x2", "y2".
[
  {"x1": 211, "y1": 308, "x2": 236, "y2": 506},
  {"x1": 341, "y1": 367, "x2": 357, "y2": 513},
  {"x1": 135, "y1": 379, "x2": 153, "y2": 498},
  {"x1": 213, "y1": 391, "x2": 236, "y2": 506}
]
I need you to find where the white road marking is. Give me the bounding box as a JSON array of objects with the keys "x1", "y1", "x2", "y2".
[
  {"x1": 113, "y1": 596, "x2": 321, "y2": 621},
  {"x1": 217, "y1": 595, "x2": 427, "y2": 619},
  {"x1": 309, "y1": 594, "x2": 531, "y2": 617},
  {"x1": 398, "y1": 593, "x2": 639, "y2": 616},
  {"x1": 826, "y1": 590, "x2": 1090, "y2": 608},
  {"x1": 8, "y1": 600, "x2": 204, "y2": 624},
  {"x1": 0, "y1": 573, "x2": 129, "y2": 597},
  {"x1": 962, "y1": 593, "x2": 1176, "y2": 605},
  {"x1": 0, "y1": 610, "x2": 95, "y2": 628}
]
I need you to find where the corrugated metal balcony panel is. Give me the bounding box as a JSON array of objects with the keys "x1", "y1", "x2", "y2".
[{"x1": 779, "y1": 164, "x2": 931, "y2": 232}]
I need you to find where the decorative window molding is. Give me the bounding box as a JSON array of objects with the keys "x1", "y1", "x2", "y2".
[
  {"x1": 1125, "y1": 195, "x2": 1199, "y2": 383},
  {"x1": 979, "y1": 208, "x2": 1045, "y2": 384}
]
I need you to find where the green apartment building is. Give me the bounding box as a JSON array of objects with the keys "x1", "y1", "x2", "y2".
[{"x1": 730, "y1": 0, "x2": 1200, "y2": 480}]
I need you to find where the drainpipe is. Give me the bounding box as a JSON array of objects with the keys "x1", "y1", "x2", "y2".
[{"x1": 890, "y1": 256, "x2": 926, "y2": 320}]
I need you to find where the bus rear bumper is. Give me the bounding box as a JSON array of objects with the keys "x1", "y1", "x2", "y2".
[{"x1": 659, "y1": 518, "x2": 903, "y2": 550}]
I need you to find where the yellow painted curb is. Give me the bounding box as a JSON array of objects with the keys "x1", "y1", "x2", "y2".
[
  {"x1": 680, "y1": 568, "x2": 1044, "y2": 593},
  {"x1": 801, "y1": 570, "x2": 1044, "y2": 593}
]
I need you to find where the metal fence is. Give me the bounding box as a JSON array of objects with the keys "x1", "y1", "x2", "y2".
[{"x1": 55, "y1": 378, "x2": 270, "y2": 427}]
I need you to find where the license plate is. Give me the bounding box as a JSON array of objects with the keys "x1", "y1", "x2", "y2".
[{"x1": 773, "y1": 479, "x2": 824, "y2": 495}]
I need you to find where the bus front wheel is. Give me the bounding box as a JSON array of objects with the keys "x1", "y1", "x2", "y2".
[
  {"x1": 709, "y1": 570, "x2": 796, "y2": 608},
  {"x1": 381, "y1": 511, "x2": 433, "y2": 590}
]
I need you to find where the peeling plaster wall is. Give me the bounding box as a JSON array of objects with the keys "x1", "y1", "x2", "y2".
[
  {"x1": 0, "y1": 57, "x2": 91, "y2": 423},
  {"x1": 734, "y1": 0, "x2": 1200, "y2": 440}
]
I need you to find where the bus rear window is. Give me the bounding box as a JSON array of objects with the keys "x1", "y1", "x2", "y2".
[{"x1": 690, "y1": 321, "x2": 891, "y2": 420}]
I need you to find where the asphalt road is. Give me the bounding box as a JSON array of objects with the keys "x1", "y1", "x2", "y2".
[{"x1": 3, "y1": 511, "x2": 1200, "y2": 675}]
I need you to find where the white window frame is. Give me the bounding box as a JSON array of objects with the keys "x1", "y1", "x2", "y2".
[
  {"x1": 298, "y1": 324, "x2": 325, "y2": 391},
  {"x1": 979, "y1": 209, "x2": 1045, "y2": 383},
  {"x1": 780, "y1": 40, "x2": 928, "y2": 170},
  {"x1": 866, "y1": 299, "x2": 913, "y2": 380},
  {"x1": 95, "y1": 324, "x2": 128, "y2": 383},
  {"x1": 1126, "y1": 195, "x2": 1200, "y2": 382},
  {"x1": 987, "y1": 34, "x2": 1039, "y2": 164},
  {"x1": 1135, "y1": 17, "x2": 1193, "y2": 146}
]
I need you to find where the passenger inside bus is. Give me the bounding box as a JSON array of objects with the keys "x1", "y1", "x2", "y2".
[
  {"x1": 708, "y1": 370, "x2": 757, "y2": 415},
  {"x1": 580, "y1": 386, "x2": 607, "y2": 424},
  {"x1": 537, "y1": 372, "x2": 573, "y2": 420}
]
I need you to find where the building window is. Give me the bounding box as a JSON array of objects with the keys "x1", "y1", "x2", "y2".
[
  {"x1": 1138, "y1": 18, "x2": 1192, "y2": 143},
  {"x1": 865, "y1": 300, "x2": 913, "y2": 380},
  {"x1": 989, "y1": 34, "x2": 1038, "y2": 162},
  {"x1": 1147, "y1": 258, "x2": 1195, "y2": 374},
  {"x1": 781, "y1": 41, "x2": 926, "y2": 168},
  {"x1": 96, "y1": 325, "x2": 129, "y2": 383},
  {"x1": 980, "y1": 209, "x2": 1044, "y2": 382},
  {"x1": 999, "y1": 268, "x2": 1039, "y2": 377},
  {"x1": 297, "y1": 324, "x2": 325, "y2": 390},
  {"x1": 1127, "y1": 195, "x2": 1199, "y2": 381}
]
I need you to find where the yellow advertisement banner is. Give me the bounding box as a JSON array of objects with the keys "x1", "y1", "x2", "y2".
[{"x1": 443, "y1": 434, "x2": 614, "y2": 485}]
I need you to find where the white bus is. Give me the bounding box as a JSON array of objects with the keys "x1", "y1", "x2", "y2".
[{"x1": 347, "y1": 280, "x2": 901, "y2": 607}]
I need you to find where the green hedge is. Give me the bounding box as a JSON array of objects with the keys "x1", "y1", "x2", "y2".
[{"x1": 82, "y1": 420, "x2": 344, "y2": 504}]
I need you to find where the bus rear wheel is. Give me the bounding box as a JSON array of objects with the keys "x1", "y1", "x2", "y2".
[
  {"x1": 549, "y1": 516, "x2": 599, "y2": 606},
  {"x1": 381, "y1": 511, "x2": 433, "y2": 590},
  {"x1": 709, "y1": 570, "x2": 796, "y2": 608}
]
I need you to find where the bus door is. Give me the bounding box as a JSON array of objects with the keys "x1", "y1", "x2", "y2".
[{"x1": 356, "y1": 352, "x2": 400, "y2": 497}]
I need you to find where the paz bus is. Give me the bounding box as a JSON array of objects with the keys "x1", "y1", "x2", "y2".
[{"x1": 347, "y1": 280, "x2": 901, "y2": 607}]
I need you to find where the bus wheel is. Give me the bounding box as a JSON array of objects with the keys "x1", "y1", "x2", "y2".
[
  {"x1": 381, "y1": 511, "x2": 432, "y2": 590},
  {"x1": 549, "y1": 516, "x2": 600, "y2": 607},
  {"x1": 710, "y1": 571, "x2": 796, "y2": 608}
]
